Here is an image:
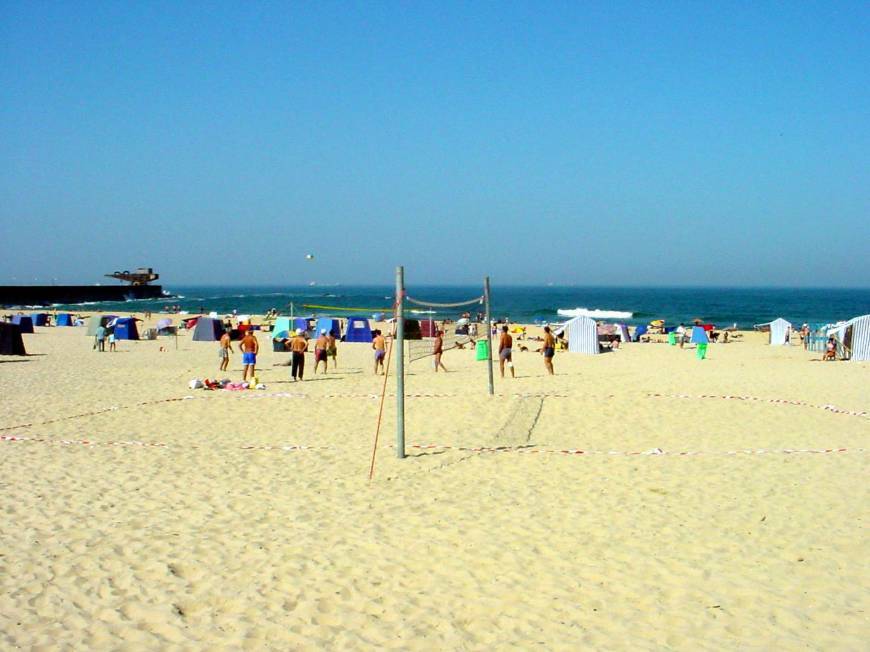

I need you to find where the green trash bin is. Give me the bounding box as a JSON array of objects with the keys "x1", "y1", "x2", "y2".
[
  {"x1": 475, "y1": 339, "x2": 490, "y2": 361},
  {"x1": 667, "y1": 332, "x2": 677, "y2": 345},
  {"x1": 696, "y1": 343, "x2": 707, "y2": 360}
]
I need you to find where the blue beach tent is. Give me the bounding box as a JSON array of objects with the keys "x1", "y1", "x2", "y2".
[
  {"x1": 314, "y1": 318, "x2": 341, "y2": 338},
  {"x1": 632, "y1": 325, "x2": 648, "y2": 342},
  {"x1": 344, "y1": 317, "x2": 373, "y2": 343},
  {"x1": 31, "y1": 313, "x2": 48, "y2": 326},
  {"x1": 12, "y1": 315, "x2": 34, "y2": 334},
  {"x1": 112, "y1": 318, "x2": 140, "y2": 340},
  {"x1": 56, "y1": 313, "x2": 75, "y2": 326},
  {"x1": 690, "y1": 326, "x2": 709, "y2": 344}
]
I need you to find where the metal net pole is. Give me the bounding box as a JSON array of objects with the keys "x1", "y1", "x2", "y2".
[
  {"x1": 485, "y1": 276, "x2": 494, "y2": 395},
  {"x1": 395, "y1": 266, "x2": 406, "y2": 458}
]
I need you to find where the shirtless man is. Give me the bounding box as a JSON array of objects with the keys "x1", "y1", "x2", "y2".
[
  {"x1": 313, "y1": 329, "x2": 329, "y2": 374},
  {"x1": 219, "y1": 329, "x2": 233, "y2": 372},
  {"x1": 326, "y1": 331, "x2": 338, "y2": 368},
  {"x1": 290, "y1": 328, "x2": 308, "y2": 381},
  {"x1": 239, "y1": 329, "x2": 259, "y2": 382},
  {"x1": 498, "y1": 325, "x2": 515, "y2": 378},
  {"x1": 373, "y1": 330, "x2": 387, "y2": 375},
  {"x1": 433, "y1": 329, "x2": 447, "y2": 372},
  {"x1": 542, "y1": 325, "x2": 555, "y2": 375}
]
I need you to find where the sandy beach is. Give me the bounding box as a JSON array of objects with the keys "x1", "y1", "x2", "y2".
[{"x1": 1, "y1": 316, "x2": 867, "y2": 650}]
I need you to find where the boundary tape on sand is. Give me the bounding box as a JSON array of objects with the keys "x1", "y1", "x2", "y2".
[
  {"x1": 0, "y1": 435, "x2": 863, "y2": 458},
  {"x1": 2, "y1": 390, "x2": 866, "y2": 435}
]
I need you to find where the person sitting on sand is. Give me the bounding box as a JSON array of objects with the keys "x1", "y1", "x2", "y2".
[
  {"x1": 373, "y1": 330, "x2": 387, "y2": 375},
  {"x1": 313, "y1": 329, "x2": 329, "y2": 374},
  {"x1": 542, "y1": 325, "x2": 555, "y2": 375},
  {"x1": 824, "y1": 336, "x2": 837, "y2": 361},
  {"x1": 499, "y1": 325, "x2": 515, "y2": 378},
  {"x1": 239, "y1": 329, "x2": 259, "y2": 381},
  {"x1": 219, "y1": 329, "x2": 233, "y2": 372},
  {"x1": 433, "y1": 330, "x2": 447, "y2": 372},
  {"x1": 290, "y1": 329, "x2": 308, "y2": 381}
]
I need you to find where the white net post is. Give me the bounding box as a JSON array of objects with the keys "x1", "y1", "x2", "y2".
[{"x1": 395, "y1": 266, "x2": 405, "y2": 459}]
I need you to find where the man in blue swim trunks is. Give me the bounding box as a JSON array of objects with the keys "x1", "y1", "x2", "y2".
[
  {"x1": 239, "y1": 329, "x2": 259, "y2": 382},
  {"x1": 542, "y1": 325, "x2": 555, "y2": 375}
]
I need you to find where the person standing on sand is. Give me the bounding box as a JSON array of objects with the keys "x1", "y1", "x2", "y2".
[
  {"x1": 313, "y1": 329, "x2": 329, "y2": 374},
  {"x1": 433, "y1": 329, "x2": 447, "y2": 372},
  {"x1": 326, "y1": 331, "x2": 338, "y2": 368},
  {"x1": 290, "y1": 329, "x2": 308, "y2": 381},
  {"x1": 498, "y1": 325, "x2": 515, "y2": 378},
  {"x1": 542, "y1": 325, "x2": 555, "y2": 375},
  {"x1": 239, "y1": 329, "x2": 259, "y2": 382},
  {"x1": 219, "y1": 329, "x2": 233, "y2": 372},
  {"x1": 94, "y1": 323, "x2": 106, "y2": 352},
  {"x1": 373, "y1": 330, "x2": 387, "y2": 375}
]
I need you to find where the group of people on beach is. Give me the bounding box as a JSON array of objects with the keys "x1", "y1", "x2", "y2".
[
  {"x1": 497, "y1": 324, "x2": 556, "y2": 378},
  {"x1": 219, "y1": 327, "x2": 339, "y2": 382}
]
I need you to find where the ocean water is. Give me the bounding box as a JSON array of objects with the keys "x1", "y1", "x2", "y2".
[{"x1": 46, "y1": 285, "x2": 870, "y2": 329}]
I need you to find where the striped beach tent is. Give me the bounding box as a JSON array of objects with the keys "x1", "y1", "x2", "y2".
[
  {"x1": 765, "y1": 318, "x2": 792, "y2": 345},
  {"x1": 834, "y1": 314, "x2": 870, "y2": 362},
  {"x1": 563, "y1": 316, "x2": 598, "y2": 354}
]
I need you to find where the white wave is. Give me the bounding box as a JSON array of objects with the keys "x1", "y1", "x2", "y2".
[{"x1": 557, "y1": 307, "x2": 633, "y2": 320}]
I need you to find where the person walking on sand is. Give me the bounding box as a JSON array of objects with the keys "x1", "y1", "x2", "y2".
[
  {"x1": 313, "y1": 329, "x2": 329, "y2": 374},
  {"x1": 542, "y1": 325, "x2": 555, "y2": 375},
  {"x1": 239, "y1": 329, "x2": 259, "y2": 382},
  {"x1": 433, "y1": 329, "x2": 447, "y2": 372},
  {"x1": 290, "y1": 328, "x2": 308, "y2": 381},
  {"x1": 373, "y1": 329, "x2": 387, "y2": 375},
  {"x1": 219, "y1": 329, "x2": 233, "y2": 372},
  {"x1": 107, "y1": 321, "x2": 117, "y2": 352},
  {"x1": 498, "y1": 325, "x2": 515, "y2": 378},
  {"x1": 326, "y1": 331, "x2": 338, "y2": 369}
]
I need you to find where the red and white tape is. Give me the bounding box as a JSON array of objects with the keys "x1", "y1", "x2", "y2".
[
  {"x1": 647, "y1": 393, "x2": 868, "y2": 419},
  {"x1": 1, "y1": 434, "x2": 862, "y2": 458}
]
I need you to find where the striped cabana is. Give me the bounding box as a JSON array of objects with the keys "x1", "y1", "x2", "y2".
[{"x1": 562, "y1": 316, "x2": 599, "y2": 355}]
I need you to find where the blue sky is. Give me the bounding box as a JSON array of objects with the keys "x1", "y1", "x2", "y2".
[{"x1": 1, "y1": 2, "x2": 867, "y2": 286}]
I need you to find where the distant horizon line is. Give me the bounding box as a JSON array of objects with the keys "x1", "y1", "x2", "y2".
[{"x1": 158, "y1": 283, "x2": 870, "y2": 291}]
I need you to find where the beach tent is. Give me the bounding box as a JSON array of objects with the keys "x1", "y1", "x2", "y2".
[
  {"x1": 614, "y1": 323, "x2": 631, "y2": 342},
  {"x1": 271, "y1": 317, "x2": 292, "y2": 339},
  {"x1": 314, "y1": 318, "x2": 342, "y2": 338},
  {"x1": 31, "y1": 313, "x2": 48, "y2": 327},
  {"x1": 829, "y1": 314, "x2": 870, "y2": 362},
  {"x1": 156, "y1": 318, "x2": 175, "y2": 335},
  {"x1": 55, "y1": 313, "x2": 74, "y2": 326},
  {"x1": 561, "y1": 316, "x2": 598, "y2": 354},
  {"x1": 404, "y1": 319, "x2": 422, "y2": 340},
  {"x1": 112, "y1": 318, "x2": 139, "y2": 340},
  {"x1": 420, "y1": 319, "x2": 437, "y2": 338},
  {"x1": 0, "y1": 322, "x2": 26, "y2": 355},
  {"x1": 294, "y1": 318, "x2": 314, "y2": 336},
  {"x1": 344, "y1": 318, "x2": 373, "y2": 343},
  {"x1": 690, "y1": 326, "x2": 709, "y2": 344},
  {"x1": 192, "y1": 317, "x2": 224, "y2": 341},
  {"x1": 11, "y1": 315, "x2": 34, "y2": 334},
  {"x1": 87, "y1": 315, "x2": 118, "y2": 336},
  {"x1": 764, "y1": 318, "x2": 792, "y2": 346},
  {"x1": 632, "y1": 325, "x2": 648, "y2": 342}
]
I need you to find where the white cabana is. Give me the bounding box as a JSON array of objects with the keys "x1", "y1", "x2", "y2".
[
  {"x1": 764, "y1": 317, "x2": 792, "y2": 346},
  {"x1": 560, "y1": 316, "x2": 599, "y2": 354},
  {"x1": 830, "y1": 314, "x2": 870, "y2": 362}
]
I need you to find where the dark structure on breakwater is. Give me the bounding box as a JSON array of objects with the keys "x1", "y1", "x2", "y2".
[{"x1": 0, "y1": 268, "x2": 165, "y2": 307}]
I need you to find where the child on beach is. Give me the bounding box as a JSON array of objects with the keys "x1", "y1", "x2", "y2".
[
  {"x1": 219, "y1": 330, "x2": 233, "y2": 372},
  {"x1": 433, "y1": 330, "x2": 447, "y2": 372}
]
